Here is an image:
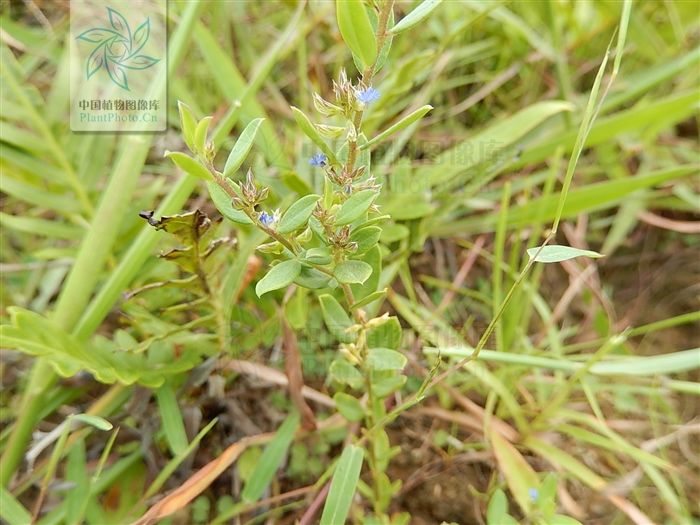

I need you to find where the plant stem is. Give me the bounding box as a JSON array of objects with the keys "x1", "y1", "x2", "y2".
[{"x1": 345, "y1": 0, "x2": 395, "y2": 174}]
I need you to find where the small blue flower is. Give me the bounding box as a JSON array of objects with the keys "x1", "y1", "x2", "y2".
[
  {"x1": 259, "y1": 211, "x2": 275, "y2": 226},
  {"x1": 356, "y1": 86, "x2": 380, "y2": 104},
  {"x1": 529, "y1": 488, "x2": 539, "y2": 502},
  {"x1": 309, "y1": 153, "x2": 328, "y2": 167}
]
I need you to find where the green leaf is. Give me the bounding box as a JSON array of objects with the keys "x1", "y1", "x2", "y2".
[
  {"x1": 350, "y1": 245, "x2": 382, "y2": 304},
  {"x1": 336, "y1": 0, "x2": 377, "y2": 71},
  {"x1": 143, "y1": 419, "x2": 219, "y2": 500},
  {"x1": 367, "y1": 348, "x2": 407, "y2": 371},
  {"x1": 491, "y1": 431, "x2": 540, "y2": 514},
  {"x1": 0, "y1": 307, "x2": 198, "y2": 387},
  {"x1": 319, "y1": 294, "x2": 354, "y2": 341},
  {"x1": 333, "y1": 393, "x2": 365, "y2": 422},
  {"x1": 335, "y1": 260, "x2": 372, "y2": 284},
  {"x1": 72, "y1": 414, "x2": 113, "y2": 431},
  {"x1": 527, "y1": 245, "x2": 604, "y2": 263},
  {"x1": 371, "y1": 374, "x2": 407, "y2": 397},
  {"x1": 336, "y1": 189, "x2": 377, "y2": 226},
  {"x1": 177, "y1": 101, "x2": 197, "y2": 152},
  {"x1": 207, "y1": 181, "x2": 254, "y2": 225},
  {"x1": 390, "y1": 0, "x2": 443, "y2": 34},
  {"x1": 422, "y1": 100, "x2": 574, "y2": 187},
  {"x1": 165, "y1": 151, "x2": 214, "y2": 182},
  {"x1": 349, "y1": 226, "x2": 381, "y2": 254},
  {"x1": 320, "y1": 445, "x2": 364, "y2": 525},
  {"x1": 304, "y1": 247, "x2": 333, "y2": 265},
  {"x1": 256, "y1": 259, "x2": 301, "y2": 297},
  {"x1": 486, "y1": 488, "x2": 518, "y2": 525},
  {"x1": 194, "y1": 116, "x2": 213, "y2": 154},
  {"x1": 351, "y1": 289, "x2": 387, "y2": 310},
  {"x1": 290, "y1": 107, "x2": 338, "y2": 164},
  {"x1": 367, "y1": 316, "x2": 402, "y2": 349},
  {"x1": 242, "y1": 412, "x2": 300, "y2": 502},
  {"x1": 437, "y1": 165, "x2": 699, "y2": 235},
  {"x1": 278, "y1": 194, "x2": 321, "y2": 233},
  {"x1": 156, "y1": 383, "x2": 189, "y2": 456},
  {"x1": 525, "y1": 437, "x2": 605, "y2": 491},
  {"x1": 362, "y1": 105, "x2": 433, "y2": 149},
  {"x1": 295, "y1": 267, "x2": 332, "y2": 289},
  {"x1": 223, "y1": 118, "x2": 265, "y2": 178},
  {"x1": 0, "y1": 486, "x2": 32, "y2": 525},
  {"x1": 65, "y1": 440, "x2": 89, "y2": 524},
  {"x1": 329, "y1": 359, "x2": 364, "y2": 389}
]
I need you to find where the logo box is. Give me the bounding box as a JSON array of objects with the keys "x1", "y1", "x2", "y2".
[{"x1": 70, "y1": 0, "x2": 167, "y2": 132}]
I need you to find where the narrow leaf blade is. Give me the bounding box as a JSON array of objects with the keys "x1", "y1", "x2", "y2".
[
  {"x1": 336, "y1": 0, "x2": 377, "y2": 70},
  {"x1": 320, "y1": 444, "x2": 364, "y2": 525},
  {"x1": 224, "y1": 118, "x2": 265, "y2": 178},
  {"x1": 527, "y1": 245, "x2": 603, "y2": 263},
  {"x1": 391, "y1": 0, "x2": 443, "y2": 34},
  {"x1": 242, "y1": 413, "x2": 300, "y2": 502}
]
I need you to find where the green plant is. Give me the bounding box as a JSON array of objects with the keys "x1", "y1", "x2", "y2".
[
  {"x1": 162, "y1": 3, "x2": 434, "y2": 520},
  {"x1": 2, "y1": 0, "x2": 699, "y2": 523}
]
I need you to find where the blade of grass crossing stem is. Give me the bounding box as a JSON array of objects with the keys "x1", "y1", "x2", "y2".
[
  {"x1": 241, "y1": 412, "x2": 300, "y2": 502},
  {"x1": 320, "y1": 445, "x2": 364, "y2": 525},
  {"x1": 424, "y1": 347, "x2": 700, "y2": 377},
  {"x1": 0, "y1": 487, "x2": 32, "y2": 525},
  {"x1": 156, "y1": 384, "x2": 189, "y2": 456},
  {"x1": 552, "y1": 0, "x2": 630, "y2": 234},
  {"x1": 493, "y1": 182, "x2": 511, "y2": 352},
  {"x1": 93, "y1": 427, "x2": 120, "y2": 482},
  {"x1": 433, "y1": 3, "x2": 632, "y2": 371},
  {"x1": 143, "y1": 419, "x2": 218, "y2": 500},
  {"x1": 0, "y1": 0, "x2": 205, "y2": 487}
]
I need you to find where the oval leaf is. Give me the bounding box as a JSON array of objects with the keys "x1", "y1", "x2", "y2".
[
  {"x1": 177, "y1": 101, "x2": 197, "y2": 152},
  {"x1": 335, "y1": 260, "x2": 372, "y2": 284},
  {"x1": 207, "y1": 182, "x2": 253, "y2": 225},
  {"x1": 527, "y1": 245, "x2": 603, "y2": 263},
  {"x1": 349, "y1": 225, "x2": 381, "y2": 254},
  {"x1": 194, "y1": 116, "x2": 213, "y2": 155},
  {"x1": 366, "y1": 348, "x2": 406, "y2": 371},
  {"x1": 333, "y1": 392, "x2": 365, "y2": 422},
  {"x1": 319, "y1": 294, "x2": 354, "y2": 341},
  {"x1": 165, "y1": 151, "x2": 213, "y2": 182},
  {"x1": 329, "y1": 359, "x2": 364, "y2": 389},
  {"x1": 278, "y1": 194, "x2": 321, "y2": 233},
  {"x1": 336, "y1": 0, "x2": 377, "y2": 71},
  {"x1": 224, "y1": 118, "x2": 265, "y2": 178},
  {"x1": 335, "y1": 189, "x2": 376, "y2": 226},
  {"x1": 255, "y1": 259, "x2": 301, "y2": 297}
]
